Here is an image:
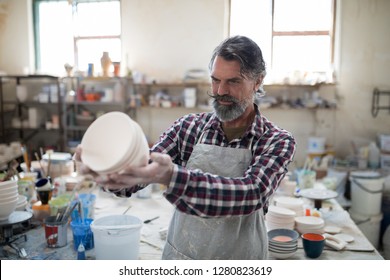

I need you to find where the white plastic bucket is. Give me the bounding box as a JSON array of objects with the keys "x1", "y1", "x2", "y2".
[
  {"x1": 91, "y1": 215, "x2": 142, "y2": 260},
  {"x1": 349, "y1": 209, "x2": 383, "y2": 249},
  {"x1": 350, "y1": 171, "x2": 384, "y2": 216}
]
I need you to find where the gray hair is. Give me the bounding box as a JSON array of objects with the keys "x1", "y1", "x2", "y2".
[{"x1": 208, "y1": 35, "x2": 267, "y2": 95}]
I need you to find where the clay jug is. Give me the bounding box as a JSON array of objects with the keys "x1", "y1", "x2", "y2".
[{"x1": 100, "y1": 52, "x2": 112, "y2": 77}]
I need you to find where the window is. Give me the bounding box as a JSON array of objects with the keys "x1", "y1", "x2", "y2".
[
  {"x1": 230, "y1": 0, "x2": 336, "y2": 84},
  {"x1": 33, "y1": 0, "x2": 121, "y2": 76}
]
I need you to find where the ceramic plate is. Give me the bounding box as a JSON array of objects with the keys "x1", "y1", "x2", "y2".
[
  {"x1": 268, "y1": 205, "x2": 296, "y2": 217},
  {"x1": 299, "y1": 188, "x2": 338, "y2": 200},
  {"x1": 324, "y1": 225, "x2": 342, "y2": 234},
  {"x1": 334, "y1": 233, "x2": 355, "y2": 243}
]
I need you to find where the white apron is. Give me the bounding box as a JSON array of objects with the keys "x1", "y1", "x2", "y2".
[{"x1": 162, "y1": 131, "x2": 268, "y2": 260}]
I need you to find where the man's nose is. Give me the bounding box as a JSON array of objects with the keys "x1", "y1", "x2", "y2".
[{"x1": 216, "y1": 82, "x2": 228, "y2": 95}]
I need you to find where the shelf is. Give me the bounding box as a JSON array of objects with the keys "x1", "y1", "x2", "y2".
[
  {"x1": 0, "y1": 75, "x2": 64, "y2": 150},
  {"x1": 264, "y1": 82, "x2": 335, "y2": 88},
  {"x1": 65, "y1": 101, "x2": 126, "y2": 106}
]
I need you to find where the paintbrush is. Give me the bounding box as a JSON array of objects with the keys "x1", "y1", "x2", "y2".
[
  {"x1": 21, "y1": 145, "x2": 30, "y2": 172},
  {"x1": 34, "y1": 152, "x2": 46, "y2": 178}
]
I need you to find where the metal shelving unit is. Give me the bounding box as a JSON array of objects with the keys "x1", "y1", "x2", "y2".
[{"x1": 0, "y1": 75, "x2": 64, "y2": 151}]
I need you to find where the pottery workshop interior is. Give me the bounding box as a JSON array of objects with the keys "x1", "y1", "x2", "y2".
[{"x1": 1, "y1": 0, "x2": 390, "y2": 266}]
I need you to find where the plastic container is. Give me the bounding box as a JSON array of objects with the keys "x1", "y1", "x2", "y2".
[
  {"x1": 368, "y1": 142, "x2": 380, "y2": 169},
  {"x1": 350, "y1": 171, "x2": 384, "y2": 216},
  {"x1": 349, "y1": 209, "x2": 383, "y2": 249},
  {"x1": 71, "y1": 193, "x2": 96, "y2": 220},
  {"x1": 70, "y1": 218, "x2": 94, "y2": 251},
  {"x1": 91, "y1": 215, "x2": 142, "y2": 260}
]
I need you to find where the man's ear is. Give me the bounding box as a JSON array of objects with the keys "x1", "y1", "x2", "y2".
[{"x1": 254, "y1": 76, "x2": 263, "y2": 91}]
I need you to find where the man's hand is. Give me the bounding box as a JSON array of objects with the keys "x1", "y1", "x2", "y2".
[{"x1": 107, "y1": 152, "x2": 174, "y2": 187}]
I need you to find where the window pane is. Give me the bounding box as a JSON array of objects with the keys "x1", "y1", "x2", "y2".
[
  {"x1": 274, "y1": 0, "x2": 332, "y2": 31},
  {"x1": 272, "y1": 36, "x2": 331, "y2": 72},
  {"x1": 229, "y1": 0, "x2": 273, "y2": 70},
  {"x1": 76, "y1": 38, "x2": 121, "y2": 74},
  {"x1": 37, "y1": 2, "x2": 74, "y2": 75},
  {"x1": 75, "y1": 2, "x2": 121, "y2": 36},
  {"x1": 36, "y1": 0, "x2": 121, "y2": 76}
]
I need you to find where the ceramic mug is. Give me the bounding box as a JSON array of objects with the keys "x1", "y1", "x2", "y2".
[{"x1": 301, "y1": 233, "x2": 325, "y2": 258}]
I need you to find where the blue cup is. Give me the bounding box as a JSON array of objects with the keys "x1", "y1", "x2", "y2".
[
  {"x1": 70, "y1": 218, "x2": 94, "y2": 251},
  {"x1": 301, "y1": 233, "x2": 325, "y2": 258}
]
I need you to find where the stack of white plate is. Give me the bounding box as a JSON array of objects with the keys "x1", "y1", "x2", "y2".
[
  {"x1": 266, "y1": 205, "x2": 296, "y2": 230},
  {"x1": 294, "y1": 216, "x2": 325, "y2": 234},
  {"x1": 81, "y1": 111, "x2": 150, "y2": 174},
  {"x1": 268, "y1": 228, "x2": 299, "y2": 259},
  {"x1": 274, "y1": 196, "x2": 304, "y2": 216},
  {"x1": 0, "y1": 180, "x2": 19, "y2": 221}
]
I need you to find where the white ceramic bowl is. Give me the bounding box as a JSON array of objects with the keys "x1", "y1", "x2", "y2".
[
  {"x1": 81, "y1": 111, "x2": 149, "y2": 174},
  {"x1": 0, "y1": 196, "x2": 18, "y2": 220},
  {"x1": 0, "y1": 188, "x2": 18, "y2": 197},
  {"x1": 0, "y1": 180, "x2": 17, "y2": 187},
  {"x1": 0, "y1": 192, "x2": 18, "y2": 203},
  {"x1": 269, "y1": 249, "x2": 297, "y2": 259},
  {"x1": 0, "y1": 183, "x2": 18, "y2": 196},
  {"x1": 0, "y1": 180, "x2": 18, "y2": 191}
]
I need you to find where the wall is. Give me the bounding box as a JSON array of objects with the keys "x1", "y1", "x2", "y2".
[
  {"x1": 0, "y1": 0, "x2": 34, "y2": 74},
  {"x1": 0, "y1": 0, "x2": 389, "y2": 167},
  {"x1": 333, "y1": 0, "x2": 390, "y2": 156},
  {"x1": 121, "y1": 0, "x2": 228, "y2": 82}
]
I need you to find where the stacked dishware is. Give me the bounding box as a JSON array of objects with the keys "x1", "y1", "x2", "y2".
[
  {"x1": 266, "y1": 205, "x2": 296, "y2": 230},
  {"x1": 0, "y1": 180, "x2": 19, "y2": 221},
  {"x1": 15, "y1": 195, "x2": 28, "y2": 211},
  {"x1": 294, "y1": 215, "x2": 325, "y2": 234},
  {"x1": 268, "y1": 228, "x2": 299, "y2": 259},
  {"x1": 274, "y1": 196, "x2": 305, "y2": 216},
  {"x1": 276, "y1": 177, "x2": 297, "y2": 197},
  {"x1": 81, "y1": 111, "x2": 150, "y2": 174}
]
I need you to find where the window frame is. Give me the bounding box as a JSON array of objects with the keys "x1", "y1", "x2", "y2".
[{"x1": 270, "y1": 0, "x2": 337, "y2": 69}]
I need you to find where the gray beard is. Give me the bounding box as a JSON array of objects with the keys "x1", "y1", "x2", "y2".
[{"x1": 213, "y1": 96, "x2": 253, "y2": 122}]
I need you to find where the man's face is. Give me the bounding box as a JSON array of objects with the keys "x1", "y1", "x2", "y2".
[{"x1": 210, "y1": 56, "x2": 260, "y2": 122}]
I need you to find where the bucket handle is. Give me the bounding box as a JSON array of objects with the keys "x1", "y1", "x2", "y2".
[
  {"x1": 107, "y1": 230, "x2": 121, "y2": 236},
  {"x1": 351, "y1": 178, "x2": 384, "y2": 194}
]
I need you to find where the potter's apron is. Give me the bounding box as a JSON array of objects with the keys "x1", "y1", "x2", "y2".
[{"x1": 162, "y1": 130, "x2": 268, "y2": 260}]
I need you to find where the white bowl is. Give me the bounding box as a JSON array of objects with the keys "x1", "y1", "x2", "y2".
[
  {"x1": 295, "y1": 216, "x2": 324, "y2": 227},
  {"x1": 0, "y1": 192, "x2": 18, "y2": 203},
  {"x1": 81, "y1": 111, "x2": 149, "y2": 174},
  {"x1": 269, "y1": 249, "x2": 297, "y2": 260},
  {"x1": 0, "y1": 180, "x2": 18, "y2": 188},
  {"x1": 0, "y1": 186, "x2": 18, "y2": 197},
  {"x1": 0, "y1": 184, "x2": 18, "y2": 195},
  {"x1": 269, "y1": 242, "x2": 297, "y2": 251},
  {"x1": 0, "y1": 197, "x2": 18, "y2": 220}
]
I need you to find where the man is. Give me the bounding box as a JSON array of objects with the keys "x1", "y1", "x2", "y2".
[{"x1": 76, "y1": 35, "x2": 296, "y2": 259}]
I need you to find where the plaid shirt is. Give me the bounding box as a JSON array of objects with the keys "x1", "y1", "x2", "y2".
[{"x1": 148, "y1": 105, "x2": 296, "y2": 218}]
